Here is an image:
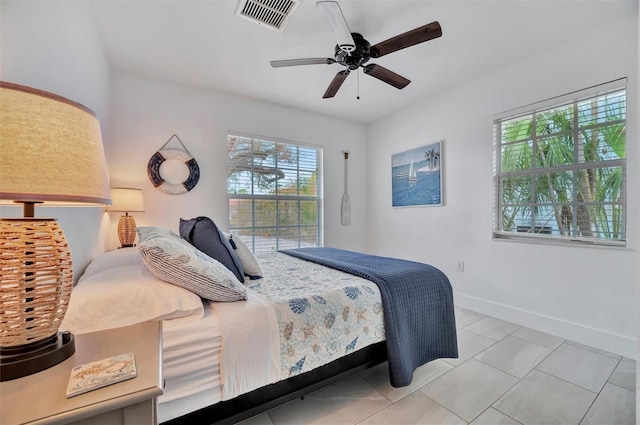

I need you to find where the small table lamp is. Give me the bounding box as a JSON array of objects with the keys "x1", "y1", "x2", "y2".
[
  {"x1": 107, "y1": 188, "x2": 145, "y2": 247},
  {"x1": 0, "y1": 82, "x2": 111, "y2": 381}
]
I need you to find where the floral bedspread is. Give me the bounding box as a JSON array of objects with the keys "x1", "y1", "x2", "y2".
[{"x1": 247, "y1": 252, "x2": 385, "y2": 378}]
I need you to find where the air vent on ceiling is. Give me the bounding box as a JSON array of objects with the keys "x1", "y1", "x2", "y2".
[{"x1": 235, "y1": 0, "x2": 301, "y2": 33}]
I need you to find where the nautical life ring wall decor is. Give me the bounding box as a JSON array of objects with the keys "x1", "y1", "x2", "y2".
[{"x1": 147, "y1": 135, "x2": 200, "y2": 195}]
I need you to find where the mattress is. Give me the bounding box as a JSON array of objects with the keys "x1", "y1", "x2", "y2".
[
  {"x1": 158, "y1": 303, "x2": 222, "y2": 423},
  {"x1": 158, "y1": 285, "x2": 281, "y2": 423}
]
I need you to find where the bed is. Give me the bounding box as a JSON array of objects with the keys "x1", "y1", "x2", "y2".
[{"x1": 61, "y1": 221, "x2": 457, "y2": 425}]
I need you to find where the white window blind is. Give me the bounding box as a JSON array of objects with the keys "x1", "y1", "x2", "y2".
[
  {"x1": 227, "y1": 132, "x2": 323, "y2": 253},
  {"x1": 493, "y1": 79, "x2": 627, "y2": 246}
]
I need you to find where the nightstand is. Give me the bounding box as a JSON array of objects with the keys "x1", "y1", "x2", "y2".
[{"x1": 0, "y1": 321, "x2": 163, "y2": 425}]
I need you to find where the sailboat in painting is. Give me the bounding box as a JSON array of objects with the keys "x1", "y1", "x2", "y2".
[
  {"x1": 408, "y1": 160, "x2": 417, "y2": 182},
  {"x1": 391, "y1": 140, "x2": 443, "y2": 207}
]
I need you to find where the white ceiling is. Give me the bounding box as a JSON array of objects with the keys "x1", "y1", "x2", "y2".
[{"x1": 91, "y1": 0, "x2": 636, "y2": 124}]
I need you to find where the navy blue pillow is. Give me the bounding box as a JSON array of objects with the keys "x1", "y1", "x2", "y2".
[{"x1": 179, "y1": 217, "x2": 245, "y2": 283}]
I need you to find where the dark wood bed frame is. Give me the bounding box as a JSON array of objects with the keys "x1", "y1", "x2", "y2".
[{"x1": 162, "y1": 341, "x2": 388, "y2": 425}]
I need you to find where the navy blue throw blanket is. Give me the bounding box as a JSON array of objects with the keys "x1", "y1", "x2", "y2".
[{"x1": 280, "y1": 247, "x2": 458, "y2": 387}]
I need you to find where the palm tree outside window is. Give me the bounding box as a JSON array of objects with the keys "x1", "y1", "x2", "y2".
[{"x1": 493, "y1": 79, "x2": 627, "y2": 246}]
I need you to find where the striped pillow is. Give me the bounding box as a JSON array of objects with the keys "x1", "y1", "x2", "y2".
[{"x1": 137, "y1": 227, "x2": 246, "y2": 302}]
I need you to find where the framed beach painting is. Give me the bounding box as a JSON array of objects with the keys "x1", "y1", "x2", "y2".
[{"x1": 392, "y1": 140, "x2": 443, "y2": 207}]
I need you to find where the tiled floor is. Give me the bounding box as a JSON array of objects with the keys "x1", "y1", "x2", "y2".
[{"x1": 239, "y1": 308, "x2": 636, "y2": 425}]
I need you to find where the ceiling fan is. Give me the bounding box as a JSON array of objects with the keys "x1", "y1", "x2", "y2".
[{"x1": 270, "y1": 1, "x2": 442, "y2": 99}]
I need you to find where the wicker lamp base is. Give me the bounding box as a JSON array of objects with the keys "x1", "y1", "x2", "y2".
[
  {"x1": 0, "y1": 218, "x2": 76, "y2": 381},
  {"x1": 118, "y1": 214, "x2": 137, "y2": 247}
]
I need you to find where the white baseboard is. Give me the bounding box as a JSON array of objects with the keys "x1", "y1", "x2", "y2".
[{"x1": 454, "y1": 292, "x2": 637, "y2": 360}]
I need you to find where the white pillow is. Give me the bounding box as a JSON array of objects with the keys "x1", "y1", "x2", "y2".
[
  {"x1": 61, "y1": 264, "x2": 204, "y2": 335},
  {"x1": 137, "y1": 227, "x2": 247, "y2": 302},
  {"x1": 137, "y1": 225, "x2": 176, "y2": 242},
  {"x1": 227, "y1": 233, "x2": 263, "y2": 279},
  {"x1": 82, "y1": 247, "x2": 142, "y2": 278}
]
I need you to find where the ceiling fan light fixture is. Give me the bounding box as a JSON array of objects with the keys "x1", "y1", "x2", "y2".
[
  {"x1": 338, "y1": 43, "x2": 356, "y2": 53},
  {"x1": 235, "y1": 0, "x2": 301, "y2": 33}
]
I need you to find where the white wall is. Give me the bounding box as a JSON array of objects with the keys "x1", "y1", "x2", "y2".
[
  {"x1": 0, "y1": 1, "x2": 110, "y2": 122},
  {"x1": 105, "y1": 70, "x2": 368, "y2": 252},
  {"x1": 365, "y1": 14, "x2": 638, "y2": 358},
  {"x1": 0, "y1": 1, "x2": 111, "y2": 280}
]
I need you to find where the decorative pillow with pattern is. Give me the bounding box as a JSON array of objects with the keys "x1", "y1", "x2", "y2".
[
  {"x1": 136, "y1": 227, "x2": 246, "y2": 302},
  {"x1": 180, "y1": 217, "x2": 245, "y2": 283}
]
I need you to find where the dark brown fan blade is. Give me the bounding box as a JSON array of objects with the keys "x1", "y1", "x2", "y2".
[
  {"x1": 271, "y1": 58, "x2": 336, "y2": 68},
  {"x1": 363, "y1": 64, "x2": 410, "y2": 89},
  {"x1": 323, "y1": 70, "x2": 350, "y2": 98},
  {"x1": 370, "y1": 21, "x2": 442, "y2": 58}
]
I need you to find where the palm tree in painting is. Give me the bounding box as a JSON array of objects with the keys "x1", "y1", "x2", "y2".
[{"x1": 424, "y1": 148, "x2": 440, "y2": 170}]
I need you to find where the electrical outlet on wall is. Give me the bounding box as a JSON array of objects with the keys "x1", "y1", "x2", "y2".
[{"x1": 456, "y1": 260, "x2": 464, "y2": 272}]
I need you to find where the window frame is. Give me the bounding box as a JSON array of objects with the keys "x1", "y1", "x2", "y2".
[
  {"x1": 492, "y1": 78, "x2": 627, "y2": 247},
  {"x1": 227, "y1": 131, "x2": 324, "y2": 253}
]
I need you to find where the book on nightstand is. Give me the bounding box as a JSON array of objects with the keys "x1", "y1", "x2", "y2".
[{"x1": 66, "y1": 352, "x2": 137, "y2": 398}]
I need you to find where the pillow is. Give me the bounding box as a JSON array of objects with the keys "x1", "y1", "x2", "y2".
[
  {"x1": 137, "y1": 225, "x2": 176, "y2": 243},
  {"x1": 225, "y1": 233, "x2": 263, "y2": 279},
  {"x1": 82, "y1": 247, "x2": 142, "y2": 279},
  {"x1": 137, "y1": 227, "x2": 247, "y2": 302},
  {"x1": 179, "y1": 217, "x2": 245, "y2": 283},
  {"x1": 61, "y1": 264, "x2": 204, "y2": 335}
]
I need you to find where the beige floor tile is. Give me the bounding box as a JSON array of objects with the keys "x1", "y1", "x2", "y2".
[
  {"x1": 421, "y1": 359, "x2": 518, "y2": 422},
  {"x1": 464, "y1": 317, "x2": 521, "y2": 341},
  {"x1": 608, "y1": 357, "x2": 636, "y2": 393},
  {"x1": 565, "y1": 340, "x2": 622, "y2": 360},
  {"x1": 511, "y1": 327, "x2": 564, "y2": 350},
  {"x1": 470, "y1": 408, "x2": 522, "y2": 425},
  {"x1": 455, "y1": 308, "x2": 486, "y2": 329},
  {"x1": 361, "y1": 360, "x2": 453, "y2": 402},
  {"x1": 358, "y1": 391, "x2": 467, "y2": 425},
  {"x1": 442, "y1": 329, "x2": 495, "y2": 367},
  {"x1": 537, "y1": 343, "x2": 619, "y2": 393},
  {"x1": 494, "y1": 369, "x2": 596, "y2": 425},
  {"x1": 475, "y1": 336, "x2": 552, "y2": 379},
  {"x1": 581, "y1": 382, "x2": 635, "y2": 425}
]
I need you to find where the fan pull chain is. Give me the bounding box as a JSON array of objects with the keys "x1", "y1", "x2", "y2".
[{"x1": 357, "y1": 68, "x2": 360, "y2": 100}]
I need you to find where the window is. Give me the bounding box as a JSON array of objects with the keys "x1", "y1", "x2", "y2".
[
  {"x1": 493, "y1": 79, "x2": 626, "y2": 246},
  {"x1": 227, "y1": 132, "x2": 323, "y2": 253}
]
